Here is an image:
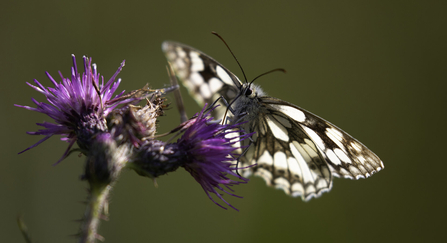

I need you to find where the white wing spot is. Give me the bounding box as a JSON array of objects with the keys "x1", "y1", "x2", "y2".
[
  {"x1": 175, "y1": 59, "x2": 186, "y2": 70},
  {"x1": 273, "y1": 151, "x2": 288, "y2": 171},
  {"x1": 166, "y1": 52, "x2": 176, "y2": 61},
  {"x1": 189, "y1": 51, "x2": 204, "y2": 72},
  {"x1": 316, "y1": 178, "x2": 328, "y2": 191},
  {"x1": 199, "y1": 84, "x2": 212, "y2": 99},
  {"x1": 241, "y1": 168, "x2": 253, "y2": 178},
  {"x1": 271, "y1": 105, "x2": 306, "y2": 122},
  {"x1": 304, "y1": 185, "x2": 316, "y2": 201},
  {"x1": 258, "y1": 150, "x2": 273, "y2": 166},
  {"x1": 287, "y1": 157, "x2": 302, "y2": 178},
  {"x1": 274, "y1": 177, "x2": 291, "y2": 193},
  {"x1": 266, "y1": 116, "x2": 289, "y2": 142},
  {"x1": 303, "y1": 127, "x2": 326, "y2": 151},
  {"x1": 334, "y1": 148, "x2": 352, "y2": 163},
  {"x1": 303, "y1": 138, "x2": 318, "y2": 153},
  {"x1": 208, "y1": 77, "x2": 224, "y2": 93},
  {"x1": 216, "y1": 66, "x2": 234, "y2": 85},
  {"x1": 294, "y1": 140, "x2": 312, "y2": 161},
  {"x1": 254, "y1": 168, "x2": 273, "y2": 185},
  {"x1": 175, "y1": 47, "x2": 186, "y2": 58},
  {"x1": 291, "y1": 183, "x2": 304, "y2": 197},
  {"x1": 162, "y1": 42, "x2": 168, "y2": 50},
  {"x1": 162, "y1": 42, "x2": 174, "y2": 57},
  {"x1": 224, "y1": 130, "x2": 241, "y2": 144},
  {"x1": 349, "y1": 166, "x2": 362, "y2": 178},
  {"x1": 290, "y1": 141, "x2": 314, "y2": 184},
  {"x1": 325, "y1": 128, "x2": 345, "y2": 151},
  {"x1": 190, "y1": 72, "x2": 204, "y2": 86},
  {"x1": 326, "y1": 127, "x2": 343, "y2": 141},
  {"x1": 351, "y1": 142, "x2": 362, "y2": 152},
  {"x1": 326, "y1": 149, "x2": 342, "y2": 166},
  {"x1": 358, "y1": 155, "x2": 366, "y2": 163}
]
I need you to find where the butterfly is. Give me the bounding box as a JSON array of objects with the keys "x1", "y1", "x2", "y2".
[{"x1": 162, "y1": 40, "x2": 384, "y2": 201}]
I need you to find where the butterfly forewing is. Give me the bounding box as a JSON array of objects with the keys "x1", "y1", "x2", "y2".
[
  {"x1": 162, "y1": 40, "x2": 384, "y2": 201},
  {"x1": 162, "y1": 41, "x2": 242, "y2": 120}
]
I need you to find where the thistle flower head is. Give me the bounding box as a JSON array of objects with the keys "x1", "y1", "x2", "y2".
[
  {"x1": 177, "y1": 105, "x2": 252, "y2": 211},
  {"x1": 15, "y1": 55, "x2": 128, "y2": 163},
  {"x1": 130, "y1": 140, "x2": 182, "y2": 178},
  {"x1": 83, "y1": 133, "x2": 131, "y2": 186},
  {"x1": 107, "y1": 94, "x2": 166, "y2": 148}
]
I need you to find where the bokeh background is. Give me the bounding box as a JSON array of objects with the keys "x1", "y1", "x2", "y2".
[{"x1": 2, "y1": 1, "x2": 446, "y2": 242}]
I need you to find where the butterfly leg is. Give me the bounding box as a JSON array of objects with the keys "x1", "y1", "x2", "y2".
[
  {"x1": 217, "y1": 95, "x2": 236, "y2": 114},
  {"x1": 205, "y1": 95, "x2": 236, "y2": 115},
  {"x1": 166, "y1": 63, "x2": 188, "y2": 123},
  {"x1": 235, "y1": 139, "x2": 255, "y2": 177}
]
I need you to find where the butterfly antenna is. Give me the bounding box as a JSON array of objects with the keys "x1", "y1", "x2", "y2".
[
  {"x1": 249, "y1": 68, "x2": 286, "y2": 85},
  {"x1": 212, "y1": 31, "x2": 248, "y2": 83}
]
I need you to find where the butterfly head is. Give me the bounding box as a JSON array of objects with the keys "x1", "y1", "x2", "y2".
[
  {"x1": 230, "y1": 82, "x2": 267, "y2": 121},
  {"x1": 241, "y1": 82, "x2": 261, "y2": 99}
]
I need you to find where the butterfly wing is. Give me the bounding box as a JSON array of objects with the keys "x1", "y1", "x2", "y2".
[
  {"x1": 162, "y1": 41, "x2": 384, "y2": 201},
  {"x1": 162, "y1": 41, "x2": 242, "y2": 120},
  {"x1": 238, "y1": 107, "x2": 333, "y2": 200},
  {"x1": 238, "y1": 96, "x2": 384, "y2": 200}
]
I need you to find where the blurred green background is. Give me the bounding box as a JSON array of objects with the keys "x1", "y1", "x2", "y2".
[{"x1": 2, "y1": 0, "x2": 446, "y2": 242}]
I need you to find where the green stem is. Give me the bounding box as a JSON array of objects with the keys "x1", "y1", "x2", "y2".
[
  {"x1": 78, "y1": 140, "x2": 130, "y2": 243},
  {"x1": 79, "y1": 183, "x2": 112, "y2": 243}
]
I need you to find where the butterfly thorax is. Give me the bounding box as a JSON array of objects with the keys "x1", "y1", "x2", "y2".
[{"x1": 230, "y1": 83, "x2": 267, "y2": 130}]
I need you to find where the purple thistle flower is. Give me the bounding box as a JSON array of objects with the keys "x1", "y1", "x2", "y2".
[
  {"x1": 15, "y1": 55, "x2": 129, "y2": 164},
  {"x1": 177, "y1": 105, "x2": 252, "y2": 211}
]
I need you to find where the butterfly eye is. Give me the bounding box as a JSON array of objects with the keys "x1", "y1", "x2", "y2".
[{"x1": 245, "y1": 88, "x2": 252, "y2": 96}]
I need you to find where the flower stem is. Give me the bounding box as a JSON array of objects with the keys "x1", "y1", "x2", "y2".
[
  {"x1": 78, "y1": 136, "x2": 129, "y2": 243},
  {"x1": 79, "y1": 183, "x2": 113, "y2": 243}
]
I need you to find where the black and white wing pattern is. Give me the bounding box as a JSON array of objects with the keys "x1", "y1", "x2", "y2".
[
  {"x1": 162, "y1": 41, "x2": 242, "y2": 120},
  {"x1": 162, "y1": 41, "x2": 384, "y2": 201},
  {"x1": 240, "y1": 97, "x2": 384, "y2": 200}
]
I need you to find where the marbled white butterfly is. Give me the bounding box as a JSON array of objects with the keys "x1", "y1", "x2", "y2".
[{"x1": 162, "y1": 40, "x2": 384, "y2": 201}]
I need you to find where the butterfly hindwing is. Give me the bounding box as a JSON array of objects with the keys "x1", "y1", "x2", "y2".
[{"x1": 239, "y1": 107, "x2": 333, "y2": 200}]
